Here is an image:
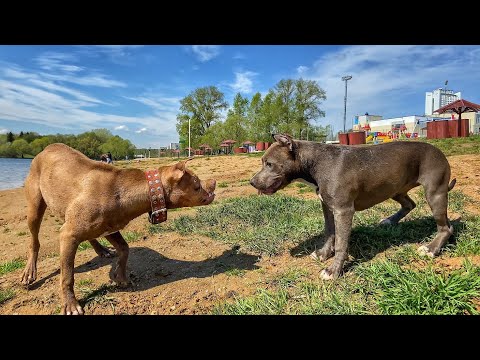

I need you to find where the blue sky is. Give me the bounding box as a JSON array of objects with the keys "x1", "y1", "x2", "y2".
[{"x1": 1, "y1": 45, "x2": 480, "y2": 148}]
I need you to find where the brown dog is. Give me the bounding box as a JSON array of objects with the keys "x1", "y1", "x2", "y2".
[{"x1": 22, "y1": 143, "x2": 216, "y2": 315}]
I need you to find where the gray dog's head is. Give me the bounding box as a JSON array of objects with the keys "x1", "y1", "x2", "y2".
[{"x1": 250, "y1": 134, "x2": 300, "y2": 194}]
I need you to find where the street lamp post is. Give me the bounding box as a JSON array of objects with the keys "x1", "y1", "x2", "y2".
[
  {"x1": 188, "y1": 118, "x2": 191, "y2": 158},
  {"x1": 342, "y1": 75, "x2": 352, "y2": 133}
]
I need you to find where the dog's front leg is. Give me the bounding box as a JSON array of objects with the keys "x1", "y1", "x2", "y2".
[
  {"x1": 311, "y1": 201, "x2": 335, "y2": 261},
  {"x1": 59, "y1": 232, "x2": 84, "y2": 315},
  {"x1": 320, "y1": 206, "x2": 354, "y2": 280}
]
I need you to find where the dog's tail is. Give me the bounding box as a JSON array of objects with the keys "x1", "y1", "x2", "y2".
[{"x1": 448, "y1": 178, "x2": 456, "y2": 192}]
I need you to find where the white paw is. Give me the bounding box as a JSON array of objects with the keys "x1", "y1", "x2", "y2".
[
  {"x1": 320, "y1": 269, "x2": 334, "y2": 280},
  {"x1": 379, "y1": 218, "x2": 392, "y2": 225},
  {"x1": 417, "y1": 245, "x2": 434, "y2": 258},
  {"x1": 310, "y1": 251, "x2": 319, "y2": 260}
]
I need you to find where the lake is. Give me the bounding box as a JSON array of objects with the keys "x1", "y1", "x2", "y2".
[{"x1": 0, "y1": 158, "x2": 33, "y2": 190}]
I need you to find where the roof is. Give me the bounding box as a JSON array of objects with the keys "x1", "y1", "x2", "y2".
[{"x1": 434, "y1": 99, "x2": 480, "y2": 114}]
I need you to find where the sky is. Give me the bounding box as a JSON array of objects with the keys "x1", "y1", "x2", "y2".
[{"x1": 1, "y1": 45, "x2": 480, "y2": 148}]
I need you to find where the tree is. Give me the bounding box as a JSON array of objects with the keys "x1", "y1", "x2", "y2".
[
  {"x1": 11, "y1": 139, "x2": 31, "y2": 157},
  {"x1": 30, "y1": 137, "x2": 53, "y2": 155},
  {"x1": 99, "y1": 136, "x2": 136, "y2": 160},
  {"x1": 75, "y1": 132, "x2": 102, "y2": 159},
  {"x1": 7, "y1": 132, "x2": 14, "y2": 143},
  {"x1": 176, "y1": 86, "x2": 228, "y2": 148},
  {"x1": 92, "y1": 128, "x2": 113, "y2": 143}
]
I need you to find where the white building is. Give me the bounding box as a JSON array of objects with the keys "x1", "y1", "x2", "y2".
[
  {"x1": 425, "y1": 88, "x2": 461, "y2": 115},
  {"x1": 169, "y1": 142, "x2": 179, "y2": 150}
]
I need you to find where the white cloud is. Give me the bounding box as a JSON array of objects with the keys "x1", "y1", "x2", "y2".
[
  {"x1": 297, "y1": 45, "x2": 480, "y2": 132},
  {"x1": 35, "y1": 52, "x2": 83, "y2": 72},
  {"x1": 230, "y1": 71, "x2": 258, "y2": 94},
  {"x1": 0, "y1": 128, "x2": 8, "y2": 134},
  {"x1": 191, "y1": 45, "x2": 220, "y2": 62},
  {"x1": 41, "y1": 72, "x2": 126, "y2": 88},
  {"x1": 297, "y1": 65, "x2": 308, "y2": 74},
  {"x1": 114, "y1": 125, "x2": 128, "y2": 131},
  {"x1": 135, "y1": 128, "x2": 147, "y2": 133}
]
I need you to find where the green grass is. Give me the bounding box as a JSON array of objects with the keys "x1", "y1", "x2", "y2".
[
  {"x1": 167, "y1": 194, "x2": 325, "y2": 255},
  {"x1": 225, "y1": 268, "x2": 246, "y2": 277},
  {"x1": 0, "y1": 258, "x2": 26, "y2": 276},
  {"x1": 0, "y1": 288, "x2": 15, "y2": 305},
  {"x1": 16, "y1": 231, "x2": 28, "y2": 236},
  {"x1": 449, "y1": 215, "x2": 480, "y2": 256},
  {"x1": 78, "y1": 231, "x2": 143, "y2": 251},
  {"x1": 214, "y1": 258, "x2": 480, "y2": 315},
  {"x1": 418, "y1": 135, "x2": 480, "y2": 156},
  {"x1": 356, "y1": 259, "x2": 480, "y2": 314},
  {"x1": 79, "y1": 284, "x2": 118, "y2": 311},
  {"x1": 218, "y1": 182, "x2": 229, "y2": 188}
]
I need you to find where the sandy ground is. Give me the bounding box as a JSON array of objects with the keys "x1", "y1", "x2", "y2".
[{"x1": 0, "y1": 153, "x2": 479, "y2": 315}]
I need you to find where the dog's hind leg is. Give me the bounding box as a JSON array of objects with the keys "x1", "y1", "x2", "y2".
[
  {"x1": 89, "y1": 239, "x2": 116, "y2": 258},
  {"x1": 105, "y1": 232, "x2": 129, "y2": 287},
  {"x1": 379, "y1": 193, "x2": 416, "y2": 225},
  {"x1": 418, "y1": 185, "x2": 453, "y2": 258},
  {"x1": 311, "y1": 201, "x2": 335, "y2": 261},
  {"x1": 21, "y1": 175, "x2": 47, "y2": 286}
]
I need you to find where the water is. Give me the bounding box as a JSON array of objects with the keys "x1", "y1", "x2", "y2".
[{"x1": 0, "y1": 158, "x2": 33, "y2": 190}]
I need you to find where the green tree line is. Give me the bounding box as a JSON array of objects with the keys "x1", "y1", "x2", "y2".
[
  {"x1": 0, "y1": 129, "x2": 136, "y2": 159},
  {"x1": 176, "y1": 78, "x2": 332, "y2": 149}
]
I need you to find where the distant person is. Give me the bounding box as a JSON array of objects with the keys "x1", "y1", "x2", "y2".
[{"x1": 107, "y1": 152, "x2": 113, "y2": 164}]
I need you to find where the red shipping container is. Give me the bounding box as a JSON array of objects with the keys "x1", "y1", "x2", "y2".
[
  {"x1": 436, "y1": 120, "x2": 450, "y2": 139},
  {"x1": 427, "y1": 121, "x2": 436, "y2": 139},
  {"x1": 256, "y1": 142, "x2": 265, "y2": 151},
  {"x1": 338, "y1": 133, "x2": 349, "y2": 145},
  {"x1": 347, "y1": 131, "x2": 366, "y2": 145}
]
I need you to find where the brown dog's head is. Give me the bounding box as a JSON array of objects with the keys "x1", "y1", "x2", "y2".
[
  {"x1": 250, "y1": 134, "x2": 299, "y2": 195},
  {"x1": 162, "y1": 159, "x2": 216, "y2": 208}
]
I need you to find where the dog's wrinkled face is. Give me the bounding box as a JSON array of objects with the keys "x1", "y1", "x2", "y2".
[
  {"x1": 164, "y1": 160, "x2": 216, "y2": 208},
  {"x1": 250, "y1": 134, "x2": 298, "y2": 195}
]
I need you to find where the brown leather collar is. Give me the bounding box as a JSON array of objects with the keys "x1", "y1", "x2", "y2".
[{"x1": 145, "y1": 169, "x2": 167, "y2": 224}]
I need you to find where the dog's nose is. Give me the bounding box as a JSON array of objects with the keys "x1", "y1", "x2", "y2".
[{"x1": 249, "y1": 179, "x2": 255, "y2": 187}]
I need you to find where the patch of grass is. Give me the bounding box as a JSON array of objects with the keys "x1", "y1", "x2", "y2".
[
  {"x1": 218, "y1": 182, "x2": 229, "y2": 188},
  {"x1": 0, "y1": 258, "x2": 26, "y2": 276},
  {"x1": 418, "y1": 135, "x2": 480, "y2": 156},
  {"x1": 78, "y1": 239, "x2": 110, "y2": 251},
  {"x1": 168, "y1": 194, "x2": 325, "y2": 255},
  {"x1": 123, "y1": 231, "x2": 142, "y2": 243},
  {"x1": 2, "y1": 227, "x2": 10, "y2": 233},
  {"x1": 450, "y1": 215, "x2": 480, "y2": 256},
  {"x1": 295, "y1": 183, "x2": 307, "y2": 188},
  {"x1": 77, "y1": 279, "x2": 93, "y2": 287},
  {"x1": 16, "y1": 231, "x2": 28, "y2": 236},
  {"x1": 270, "y1": 268, "x2": 309, "y2": 289},
  {"x1": 356, "y1": 259, "x2": 480, "y2": 314},
  {"x1": 448, "y1": 190, "x2": 468, "y2": 214},
  {"x1": 0, "y1": 288, "x2": 15, "y2": 304},
  {"x1": 247, "y1": 152, "x2": 264, "y2": 157},
  {"x1": 298, "y1": 187, "x2": 316, "y2": 194},
  {"x1": 225, "y1": 268, "x2": 246, "y2": 277}
]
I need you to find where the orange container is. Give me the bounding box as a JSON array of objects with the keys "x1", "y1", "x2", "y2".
[
  {"x1": 347, "y1": 131, "x2": 366, "y2": 145},
  {"x1": 264, "y1": 142, "x2": 271, "y2": 150},
  {"x1": 436, "y1": 120, "x2": 450, "y2": 139},
  {"x1": 256, "y1": 142, "x2": 265, "y2": 151},
  {"x1": 338, "y1": 133, "x2": 349, "y2": 145}
]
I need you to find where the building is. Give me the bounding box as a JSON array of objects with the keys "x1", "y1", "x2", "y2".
[
  {"x1": 425, "y1": 88, "x2": 461, "y2": 116},
  {"x1": 353, "y1": 113, "x2": 383, "y2": 131},
  {"x1": 169, "y1": 142, "x2": 179, "y2": 150}
]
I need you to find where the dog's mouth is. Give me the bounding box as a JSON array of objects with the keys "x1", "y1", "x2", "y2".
[
  {"x1": 258, "y1": 179, "x2": 282, "y2": 195},
  {"x1": 203, "y1": 191, "x2": 216, "y2": 204}
]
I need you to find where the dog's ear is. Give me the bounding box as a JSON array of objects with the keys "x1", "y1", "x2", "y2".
[
  {"x1": 173, "y1": 158, "x2": 193, "y2": 179},
  {"x1": 273, "y1": 134, "x2": 294, "y2": 151}
]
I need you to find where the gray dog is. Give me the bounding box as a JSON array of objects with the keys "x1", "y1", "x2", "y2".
[{"x1": 250, "y1": 134, "x2": 456, "y2": 280}]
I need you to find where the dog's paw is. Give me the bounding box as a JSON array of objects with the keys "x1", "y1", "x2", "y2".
[
  {"x1": 310, "y1": 250, "x2": 319, "y2": 261},
  {"x1": 417, "y1": 245, "x2": 435, "y2": 258},
  {"x1": 62, "y1": 300, "x2": 84, "y2": 315},
  {"x1": 379, "y1": 218, "x2": 393, "y2": 225},
  {"x1": 20, "y1": 263, "x2": 37, "y2": 286},
  {"x1": 96, "y1": 247, "x2": 116, "y2": 258},
  {"x1": 320, "y1": 269, "x2": 335, "y2": 280}
]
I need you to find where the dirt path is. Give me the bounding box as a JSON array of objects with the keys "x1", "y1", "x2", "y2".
[{"x1": 1, "y1": 153, "x2": 479, "y2": 314}]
